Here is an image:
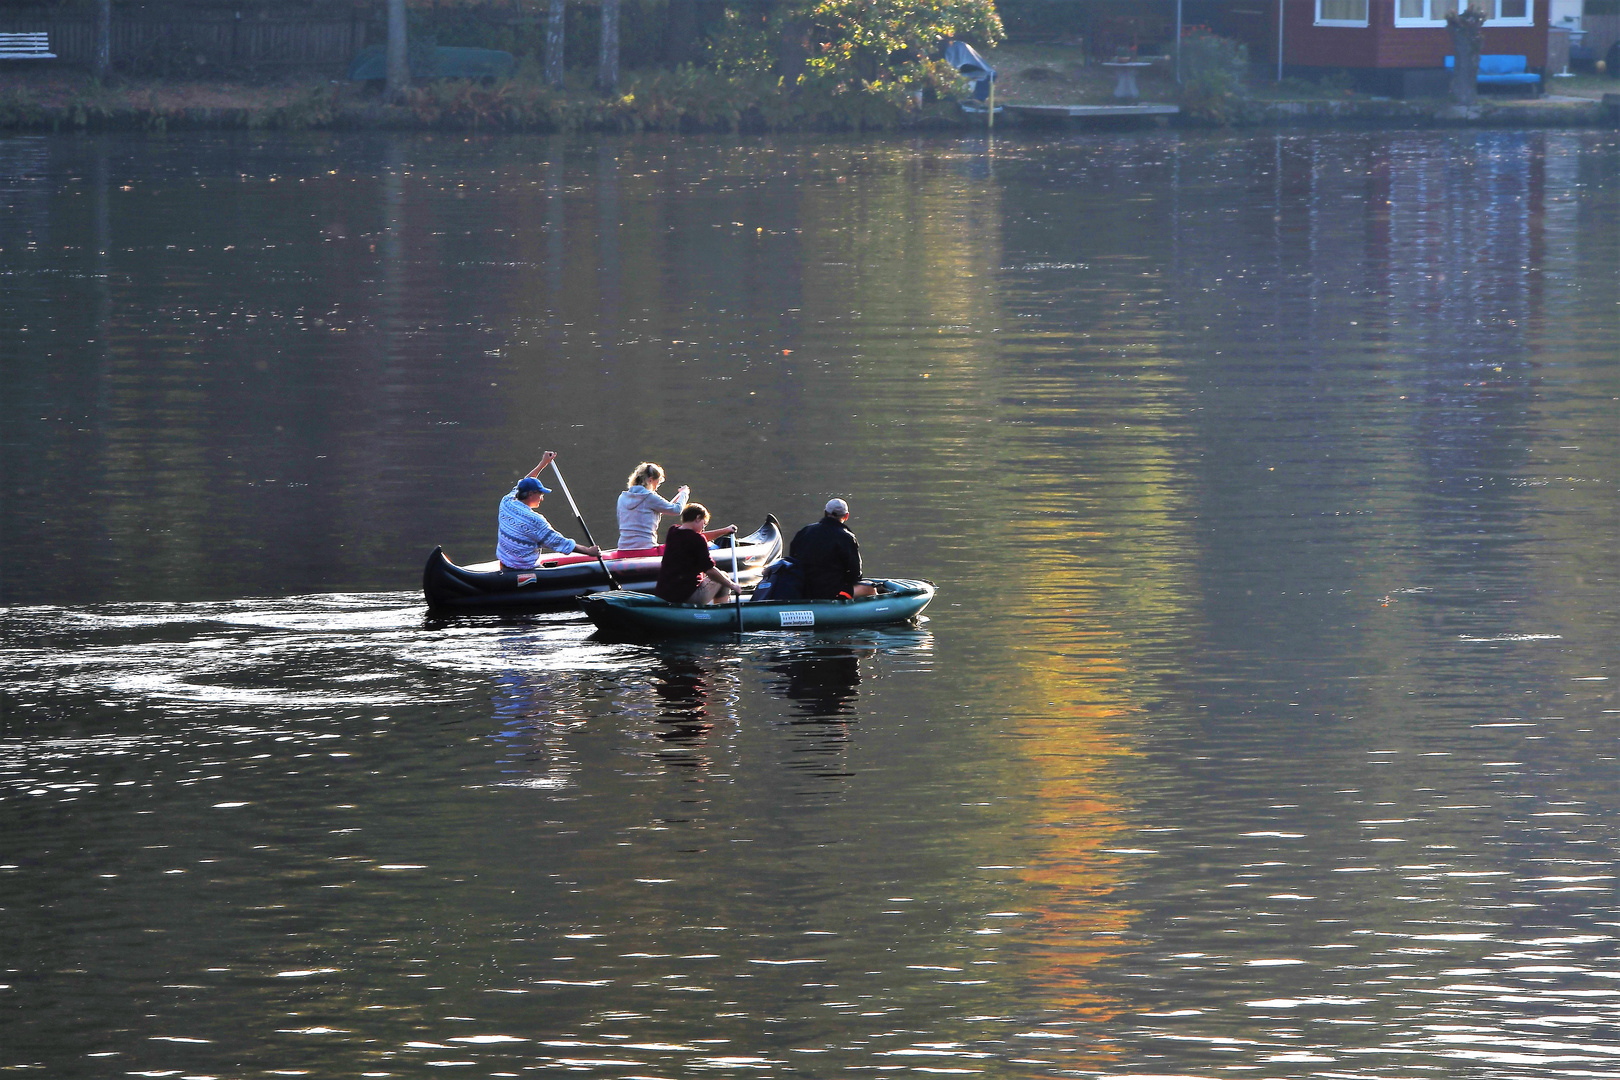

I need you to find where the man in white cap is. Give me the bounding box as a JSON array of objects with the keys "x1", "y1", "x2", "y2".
[{"x1": 788, "y1": 497, "x2": 876, "y2": 600}]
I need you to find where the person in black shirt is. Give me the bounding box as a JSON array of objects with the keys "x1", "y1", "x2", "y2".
[
  {"x1": 788, "y1": 498, "x2": 876, "y2": 600},
  {"x1": 655, "y1": 503, "x2": 740, "y2": 604}
]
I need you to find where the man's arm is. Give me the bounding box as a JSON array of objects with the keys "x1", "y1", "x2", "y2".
[
  {"x1": 527, "y1": 450, "x2": 557, "y2": 479},
  {"x1": 523, "y1": 510, "x2": 587, "y2": 557}
]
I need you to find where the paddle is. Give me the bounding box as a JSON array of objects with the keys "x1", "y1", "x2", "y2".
[
  {"x1": 730, "y1": 530, "x2": 744, "y2": 632},
  {"x1": 548, "y1": 460, "x2": 620, "y2": 591}
]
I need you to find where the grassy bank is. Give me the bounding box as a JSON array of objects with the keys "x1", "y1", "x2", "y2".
[
  {"x1": 0, "y1": 70, "x2": 969, "y2": 134},
  {"x1": 984, "y1": 42, "x2": 1619, "y2": 126},
  {"x1": 2, "y1": 66, "x2": 1614, "y2": 134}
]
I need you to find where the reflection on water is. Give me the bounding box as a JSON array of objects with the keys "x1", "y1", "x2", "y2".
[{"x1": 0, "y1": 128, "x2": 1615, "y2": 1076}]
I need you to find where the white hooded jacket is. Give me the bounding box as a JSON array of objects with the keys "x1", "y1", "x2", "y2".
[{"x1": 615, "y1": 485, "x2": 688, "y2": 551}]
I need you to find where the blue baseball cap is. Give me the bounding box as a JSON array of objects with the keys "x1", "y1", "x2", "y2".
[{"x1": 516, "y1": 476, "x2": 551, "y2": 497}]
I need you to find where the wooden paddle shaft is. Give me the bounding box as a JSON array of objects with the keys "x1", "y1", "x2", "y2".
[
  {"x1": 548, "y1": 461, "x2": 619, "y2": 590},
  {"x1": 731, "y1": 536, "x2": 743, "y2": 631}
]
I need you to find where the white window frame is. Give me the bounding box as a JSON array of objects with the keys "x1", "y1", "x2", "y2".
[
  {"x1": 1316, "y1": 0, "x2": 1371, "y2": 26},
  {"x1": 1486, "y1": 0, "x2": 1535, "y2": 25},
  {"x1": 1394, "y1": 0, "x2": 1536, "y2": 26}
]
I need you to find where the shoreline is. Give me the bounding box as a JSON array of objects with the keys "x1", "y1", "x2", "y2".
[{"x1": 2, "y1": 74, "x2": 1615, "y2": 134}]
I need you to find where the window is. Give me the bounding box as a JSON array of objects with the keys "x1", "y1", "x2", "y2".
[
  {"x1": 1317, "y1": 0, "x2": 1370, "y2": 25},
  {"x1": 1489, "y1": 0, "x2": 1533, "y2": 23},
  {"x1": 1395, "y1": 0, "x2": 1534, "y2": 25}
]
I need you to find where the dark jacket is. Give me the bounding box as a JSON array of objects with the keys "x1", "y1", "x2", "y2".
[
  {"x1": 789, "y1": 516, "x2": 861, "y2": 599},
  {"x1": 654, "y1": 527, "x2": 715, "y2": 603}
]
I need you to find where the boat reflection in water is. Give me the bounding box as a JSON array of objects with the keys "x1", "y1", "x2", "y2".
[
  {"x1": 483, "y1": 626, "x2": 934, "y2": 790},
  {"x1": 769, "y1": 645, "x2": 865, "y2": 720}
]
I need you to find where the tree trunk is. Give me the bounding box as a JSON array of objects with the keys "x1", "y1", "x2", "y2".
[
  {"x1": 664, "y1": 0, "x2": 695, "y2": 67},
  {"x1": 1445, "y1": 8, "x2": 1485, "y2": 106},
  {"x1": 777, "y1": 3, "x2": 810, "y2": 83},
  {"x1": 598, "y1": 0, "x2": 620, "y2": 93},
  {"x1": 386, "y1": 0, "x2": 410, "y2": 101},
  {"x1": 92, "y1": 0, "x2": 110, "y2": 79},
  {"x1": 545, "y1": 0, "x2": 566, "y2": 87}
]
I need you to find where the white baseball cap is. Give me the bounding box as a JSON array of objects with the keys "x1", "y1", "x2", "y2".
[{"x1": 825, "y1": 498, "x2": 849, "y2": 516}]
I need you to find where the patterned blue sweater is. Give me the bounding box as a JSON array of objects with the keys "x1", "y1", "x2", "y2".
[{"x1": 497, "y1": 487, "x2": 575, "y2": 568}]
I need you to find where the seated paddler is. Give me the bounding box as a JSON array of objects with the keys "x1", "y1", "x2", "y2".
[
  {"x1": 497, "y1": 451, "x2": 601, "y2": 571},
  {"x1": 654, "y1": 503, "x2": 740, "y2": 605},
  {"x1": 616, "y1": 462, "x2": 689, "y2": 554},
  {"x1": 789, "y1": 497, "x2": 877, "y2": 600}
]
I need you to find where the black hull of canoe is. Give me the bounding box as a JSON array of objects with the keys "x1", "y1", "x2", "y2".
[{"x1": 423, "y1": 515, "x2": 782, "y2": 613}]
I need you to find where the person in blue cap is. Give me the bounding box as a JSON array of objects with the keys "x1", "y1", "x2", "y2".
[{"x1": 497, "y1": 451, "x2": 601, "y2": 571}]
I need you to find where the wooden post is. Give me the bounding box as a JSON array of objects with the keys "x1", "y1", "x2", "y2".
[
  {"x1": 92, "y1": 0, "x2": 110, "y2": 78},
  {"x1": 386, "y1": 0, "x2": 410, "y2": 100},
  {"x1": 987, "y1": 75, "x2": 994, "y2": 130},
  {"x1": 1277, "y1": 0, "x2": 1285, "y2": 82},
  {"x1": 598, "y1": 0, "x2": 620, "y2": 93},
  {"x1": 545, "y1": 0, "x2": 565, "y2": 87}
]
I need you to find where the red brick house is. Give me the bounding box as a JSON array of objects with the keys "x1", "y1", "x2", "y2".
[{"x1": 1280, "y1": 0, "x2": 1551, "y2": 95}]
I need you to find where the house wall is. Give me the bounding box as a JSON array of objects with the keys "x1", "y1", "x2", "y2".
[{"x1": 1286, "y1": 0, "x2": 1553, "y2": 70}]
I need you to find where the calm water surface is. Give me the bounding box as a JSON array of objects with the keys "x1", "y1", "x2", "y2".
[{"x1": 0, "y1": 128, "x2": 1616, "y2": 1078}]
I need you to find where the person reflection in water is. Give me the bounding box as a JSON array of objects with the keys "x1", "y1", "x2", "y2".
[
  {"x1": 776, "y1": 649, "x2": 864, "y2": 719},
  {"x1": 497, "y1": 450, "x2": 600, "y2": 571},
  {"x1": 654, "y1": 504, "x2": 740, "y2": 605}
]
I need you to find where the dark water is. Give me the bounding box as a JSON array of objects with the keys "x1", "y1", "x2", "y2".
[{"x1": 1, "y1": 129, "x2": 1616, "y2": 1078}]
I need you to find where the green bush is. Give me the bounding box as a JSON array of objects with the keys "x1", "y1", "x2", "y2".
[
  {"x1": 1177, "y1": 30, "x2": 1247, "y2": 124},
  {"x1": 705, "y1": 8, "x2": 779, "y2": 77},
  {"x1": 802, "y1": 0, "x2": 1003, "y2": 86}
]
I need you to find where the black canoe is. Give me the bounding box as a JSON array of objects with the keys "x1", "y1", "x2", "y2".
[{"x1": 423, "y1": 515, "x2": 783, "y2": 613}]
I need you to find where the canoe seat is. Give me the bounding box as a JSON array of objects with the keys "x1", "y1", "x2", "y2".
[
  {"x1": 537, "y1": 553, "x2": 601, "y2": 568},
  {"x1": 605, "y1": 545, "x2": 664, "y2": 560}
]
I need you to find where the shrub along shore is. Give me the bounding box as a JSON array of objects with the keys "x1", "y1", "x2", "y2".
[{"x1": 0, "y1": 71, "x2": 1613, "y2": 134}]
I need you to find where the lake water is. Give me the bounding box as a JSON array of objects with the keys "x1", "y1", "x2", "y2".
[{"x1": 1, "y1": 128, "x2": 1615, "y2": 1078}]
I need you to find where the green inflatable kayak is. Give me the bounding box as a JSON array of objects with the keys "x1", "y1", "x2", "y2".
[{"x1": 581, "y1": 578, "x2": 936, "y2": 637}]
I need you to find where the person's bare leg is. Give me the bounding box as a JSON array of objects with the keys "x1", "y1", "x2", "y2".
[
  {"x1": 853, "y1": 583, "x2": 878, "y2": 597},
  {"x1": 690, "y1": 578, "x2": 731, "y2": 605}
]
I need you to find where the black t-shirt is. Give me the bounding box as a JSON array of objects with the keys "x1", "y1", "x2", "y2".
[
  {"x1": 788, "y1": 517, "x2": 861, "y2": 600},
  {"x1": 655, "y1": 527, "x2": 715, "y2": 602}
]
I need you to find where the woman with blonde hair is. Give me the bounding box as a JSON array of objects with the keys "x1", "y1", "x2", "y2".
[
  {"x1": 615, "y1": 462, "x2": 737, "y2": 554},
  {"x1": 615, "y1": 462, "x2": 689, "y2": 554}
]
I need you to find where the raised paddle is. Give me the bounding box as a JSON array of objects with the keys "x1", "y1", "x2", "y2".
[
  {"x1": 730, "y1": 530, "x2": 744, "y2": 632},
  {"x1": 548, "y1": 460, "x2": 620, "y2": 591}
]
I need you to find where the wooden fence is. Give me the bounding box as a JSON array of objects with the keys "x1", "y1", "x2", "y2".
[{"x1": 0, "y1": 13, "x2": 372, "y2": 70}]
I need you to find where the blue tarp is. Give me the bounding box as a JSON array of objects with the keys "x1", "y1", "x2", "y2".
[
  {"x1": 348, "y1": 45, "x2": 515, "y2": 82},
  {"x1": 944, "y1": 41, "x2": 996, "y2": 101}
]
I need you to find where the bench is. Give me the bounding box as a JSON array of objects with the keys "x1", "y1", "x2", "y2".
[
  {"x1": 0, "y1": 32, "x2": 54, "y2": 60},
  {"x1": 1445, "y1": 54, "x2": 1541, "y2": 93}
]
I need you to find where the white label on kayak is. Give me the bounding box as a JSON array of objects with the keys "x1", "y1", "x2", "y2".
[
  {"x1": 693, "y1": 612, "x2": 711, "y2": 620},
  {"x1": 779, "y1": 610, "x2": 815, "y2": 627},
  {"x1": 874, "y1": 606, "x2": 889, "y2": 612}
]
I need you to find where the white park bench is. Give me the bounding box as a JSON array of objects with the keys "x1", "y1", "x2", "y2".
[{"x1": 0, "y1": 33, "x2": 55, "y2": 60}]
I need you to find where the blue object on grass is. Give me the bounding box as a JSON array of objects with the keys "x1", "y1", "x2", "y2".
[{"x1": 1443, "y1": 54, "x2": 1541, "y2": 85}]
